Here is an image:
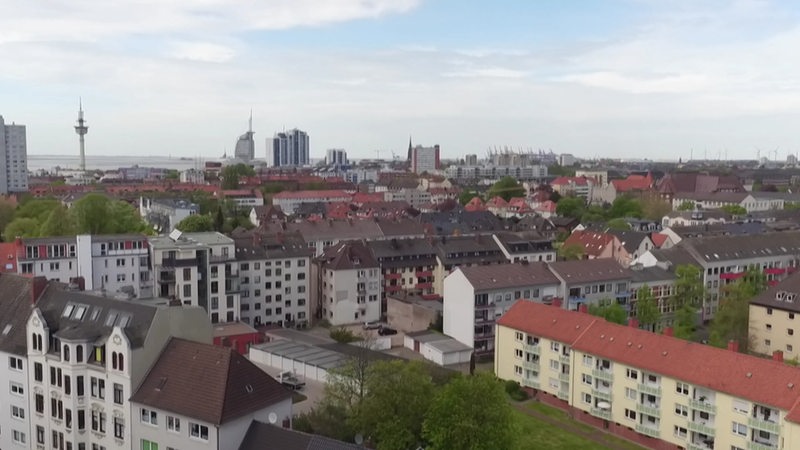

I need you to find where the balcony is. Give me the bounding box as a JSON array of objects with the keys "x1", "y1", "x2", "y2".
[
  {"x1": 592, "y1": 388, "x2": 612, "y2": 402},
  {"x1": 558, "y1": 372, "x2": 570, "y2": 382},
  {"x1": 384, "y1": 273, "x2": 401, "y2": 280},
  {"x1": 590, "y1": 407, "x2": 612, "y2": 420},
  {"x1": 523, "y1": 343, "x2": 540, "y2": 355},
  {"x1": 635, "y1": 403, "x2": 661, "y2": 418},
  {"x1": 475, "y1": 315, "x2": 493, "y2": 324},
  {"x1": 209, "y1": 254, "x2": 233, "y2": 263},
  {"x1": 592, "y1": 368, "x2": 613, "y2": 381},
  {"x1": 415, "y1": 270, "x2": 433, "y2": 277},
  {"x1": 559, "y1": 354, "x2": 570, "y2": 364},
  {"x1": 415, "y1": 282, "x2": 433, "y2": 290},
  {"x1": 521, "y1": 378, "x2": 540, "y2": 390},
  {"x1": 158, "y1": 272, "x2": 175, "y2": 283},
  {"x1": 748, "y1": 416, "x2": 780, "y2": 434},
  {"x1": 747, "y1": 441, "x2": 779, "y2": 450},
  {"x1": 161, "y1": 256, "x2": 197, "y2": 267},
  {"x1": 688, "y1": 442, "x2": 714, "y2": 450},
  {"x1": 637, "y1": 383, "x2": 662, "y2": 396},
  {"x1": 557, "y1": 391, "x2": 569, "y2": 401},
  {"x1": 634, "y1": 423, "x2": 660, "y2": 438},
  {"x1": 386, "y1": 285, "x2": 403, "y2": 292},
  {"x1": 522, "y1": 359, "x2": 540, "y2": 371},
  {"x1": 687, "y1": 421, "x2": 715, "y2": 436},
  {"x1": 689, "y1": 398, "x2": 717, "y2": 414}
]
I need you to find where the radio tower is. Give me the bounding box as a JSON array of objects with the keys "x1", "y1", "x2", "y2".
[{"x1": 74, "y1": 98, "x2": 88, "y2": 172}]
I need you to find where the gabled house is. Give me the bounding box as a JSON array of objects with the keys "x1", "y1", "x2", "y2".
[{"x1": 563, "y1": 230, "x2": 630, "y2": 266}]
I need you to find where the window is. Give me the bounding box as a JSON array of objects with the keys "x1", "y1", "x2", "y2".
[
  {"x1": 11, "y1": 381, "x2": 24, "y2": 395},
  {"x1": 35, "y1": 393, "x2": 44, "y2": 413},
  {"x1": 767, "y1": 308, "x2": 773, "y2": 315},
  {"x1": 675, "y1": 404, "x2": 688, "y2": 417},
  {"x1": 514, "y1": 349, "x2": 523, "y2": 358},
  {"x1": 624, "y1": 409, "x2": 636, "y2": 421},
  {"x1": 113, "y1": 417, "x2": 124, "y2": 439},
  {"x1": 113, "y1": 383, "x2": 124, "y2": 405},
  {"x1": 676, "y1": 382, "x2": 689, "y2": 395},
  {"x1": 732, "y1": 421, "x2": 747, "y2": 436},
  {"x1": 9, "y1": 356, "x2": 22, "y2": 370},
  {"x1": 37, "y1": 425, "x2": 45, "y2": 444},
  {"x1": 626, "y1": 368, "x2": 638, "y2": 380},
  {"x1": 78, "y1": 410, "x2": 86, "y2": 430},
  {"x1": 582, "y1": 355, "x2": 593, "y2": 367},
  {"x1": 167, "y1": 415, "x2": 181, "y2": 433},
  {"x1": 91, "y1": 377, "x2": 105, "y2": 399},
  {"x1": 190, "y1": 422, "x2": 209, "y2": 441},
  {"x1": 674, "y1": 426, "x2": 687, "y2": 438},
  {"x1": 549, "y1": 360, "x2": 559, "y2": 371},
  {"x1": 34, "y1": 362, "x2": 43, "y2": 381},
  {"x1": 766, "y1": 324, "x2": 772, "y2": 331},
  {"x1": 582, "y1": 374, "x2": 593, "y2": 385},
  {"x1": 141, "y1": 440, "x2": 158, "y2": 450},
  {"x1": 141, "y1": 408, "x2": 158, "y2": 425},
  {"x1": 582, "y1": 393, "x2": 591, "y2": 404},
  {"x1": 550, "y1": 342, "x2": 560, "y2": 352},
  {"x1": 515, "y1": 331, "x2": 523, "y2": 341},
  {"x1": 790, "y1": 329, "x2": 795, "y2": 336},
  {"x1": 91, "y1": 411, "x2": 106, "y2": 433},
  {"x1": 65, "y1": 375, "x2": 71, "y2": 395},
  {"x1": 12, "y1": 430, "x2": 25, "y2": 444},
  {"x1": 514, "y1": 365, "x2": 522, "y2": 375},
  {"x1": 76, "y1": 345, "x2": 84, "y2": 362},
  {"x1": 12, "y1": 405, "x2": 25, "y2": 419},
  {"x1": 77, "y1": 376, "x2": 85, "y2": 396},
  {"x1": 625, "y1": 387, "x2": 636, "y2": 400}
]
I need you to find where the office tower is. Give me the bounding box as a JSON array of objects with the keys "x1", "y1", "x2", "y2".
[
  {"x1": 325, "y1": 148, "x2": 348, "y2": 166},
  {"x1": 0, "y1": 114, "x2": 29, "y2": 194},
  {"x1": 234, "y1": 111, "x2": 255, "y2": 162},
  {"x1": 270, "y1": 128, "x2": 309, "y2": 167},
  {"x1": 410, "y1": 144, "x2": 441, "y2": 174}
]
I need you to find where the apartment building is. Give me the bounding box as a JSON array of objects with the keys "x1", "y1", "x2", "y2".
[
  {"x1": 26, "y1": 281, "x2": 211, "y2": 450},
  {"x1": 443, "y1": 262, "x2": 560, "y2": 356},
  {"x1": 271, "y1": 190, "x2": 352, "y2": 215},
  {"x1": 232, "y1": 229, "x2": 313, "y2": 328},
  {"x1": 0, "y1": 275, "x2": 39, "y2": 449},
  {"x1": 384, "y1": 188, "x2": 431, "y2": 208},
  {"x1": 492, "y1": 231, "x2": 556, "y2": 263},
  {"x1": 312, "y1": 241, "x2": 381, "y2": 326},
  {"x1": 221, "y1": 189, "x2": 265, "y2": 210},
  {"x1": 130, "y1": 338, "x2": 292, "y2": 450},
  {"x1": 139, "y1": 197, "x2": 199, "y2": 233},
  {"x1": 367, "y1": 238, "x2": 438, "y2": 310},
  {"x1": 638, "y1": 231, "x2": 800, "y2": 320},
  {"x1": 432, "y1": 235, "x2": 507, "y2": 294},
  {"x1": 14, "y1": 234, "x2": 152, "y2": 298},
  {"x1": 150, "y1": 231, "x2": 241, "y2": 324},
  {"x1": 497, "y1": 300, "x2": 800, "y2": 450},
  {"x1": 549, "y1": 259, "x2": 633, "y2": 311},
  {"x1": 749, "y1": 271, "x2": 800, "y2": 358},
  {"x1": 629, "y1": 264, "x2": 677, "y2": 331},
  {"x1": 0, "y1": 114, "x2": 29, "y2": 194}
]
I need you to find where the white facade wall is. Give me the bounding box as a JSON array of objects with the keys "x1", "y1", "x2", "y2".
[
  {"x1": 322, "y1": 267, "x2": 381, "y2": 326},
  {"x1": 239, "y1": 256, "x2": 311, "y2": 327},
  {"x1": 442, "y1": 270, "x2": 476, "y2": 350},
  {"x1": 0, "y1": 350, "x2": 30, "y2": 449},
  {"x1": 273, "y1": 194, "x2": 352, "y2": 215}
]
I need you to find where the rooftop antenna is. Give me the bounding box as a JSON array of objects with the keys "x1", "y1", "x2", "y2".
[{"x1": 74, "y1": 97, "x2": 89, "y2": 173}]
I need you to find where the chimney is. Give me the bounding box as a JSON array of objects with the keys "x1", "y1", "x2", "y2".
[
  {"x1": 578, "y1": 303, "x2": 588, "y2": 314},
  {"x1": 552, "y1": 298, "x2": 563, "y2": 308},
  {"x1": 773, "y1": 350, "x2": 784, "y2": 362},
  {"x1": 31, "y1": 276, "x2": 48, "y2": 304},
  {"x1": 727, "y1": 340, "x2": 739, "y2": 353},
  {"x1": 662, "y1": 327, "x2": 673, "y2": 337},
  {"x1": 628, "y1": 318, "x2": 639, "y2": 328}
]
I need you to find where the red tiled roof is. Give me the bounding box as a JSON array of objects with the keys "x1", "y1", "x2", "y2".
[
  {"x1": 501, "y1": 302, "x2": 800, "y2": 415},
  {"x1": 223, "y1": 189, "x2": 263, "y2": 198},
  {"x1": 552, "y1": 176, "x2": 589, "y2": 186},
  {"x1": 485, "y1": 196, "x2": 509, "y2": 208},
  {"x1": 564, "y1": 230, "x2": 614, "y2": 258},
  {"x1": 464, "y1": 197, "x2": 486, "y2": 212},
  {"x1": 650, "y1": 233, "x2": 669, "y2": 248},
  {"x1": 611, "y1": 173, "x2": 653, "y2": 192},
  {"x1": 272, "y1": 190, "x2": 351, "y2": 200},
  {"x1": 352, "y1": 192, "x2": 385, "y2": 204},
  {"x1": 536, "y1": 200, "x2": 557, "y2": 213}
]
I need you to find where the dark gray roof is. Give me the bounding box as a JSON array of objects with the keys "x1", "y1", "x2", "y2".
[
  {"x1": 367, "y1": 238, "x2": 436, "y2": 258},
  {"x1": 433, "y1": 235, "x2": 506, "y2": 266},
  {"x1": 458, "y1": 262, "x2": 560, "y2": 290},
  {"x1": 628, "y1": 265, "x2": 676, "y2": 284},
  {"x1": 646, "y1": 246, "x2": 702, "y2": 267},
  {"x1": 751, "y1": 272, "x2": 800, "y2": 312},
  {"x1": 670, "y1": 222, "x2": 768, "y2": 239},
  {"x1": 681, "y1": 231, "x2": 800, "y2": 263},
  {"x1": 418, "y1": 210, "x2": 508, "y2": 236},
  {"x1": 233, "y1": 230, "x2": 313, "y2": 260},
  {"x1": 548, "y1": 259, "x2": 632, "y2": 284},
  {"x1": 493, "y1": 231, "x2": 554, "y2": 254},
  {"x1": 317, "y1": 241, "x2": 379, "y2": 271},
  {"x1": 37, "y1": 282, "x2": 158, "y2": 348},
  {"x1": 605, "y1": 230, "x2": 651, "y2": 254},
  {"x1": 0, "y1": 275, "x2": 35, "y2": 356}
]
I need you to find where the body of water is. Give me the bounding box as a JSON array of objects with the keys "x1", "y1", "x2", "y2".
[{"x1": 28, "y1": 154, "x2": 222, "y2": 173}]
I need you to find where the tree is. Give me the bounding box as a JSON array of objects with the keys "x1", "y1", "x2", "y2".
[
  {"x1": 106, "y1": 200, "x2": 149, "y2": 234},
  {"x1": 423, "y1": 373, "x2": 518, "y2": 450},
  {"x1": 608, "y1": 196, "x2": 643, "y2": 219},
  {"x1": 214, "y1": 207, "x2": 225, "y2": 232},
  {"x1": 220, "y1": 163, "x2": 256, "y2": 190},
  {"x1": 350, "y1": 360, "x2": 435, "y2": 450},
  {"x1": 0, "y1": 199, "x2": 16, "y2": 234},
  {"x1": 548, "y1": 191, "x2": 561, "y2": 203},
  {"x1": 555, "y1": 197, "x2": 585, "y2": 219},
  {"x1": 548, "y1": 164, "x2": 576, "y2": 177},
  {"x1": 641, "y1": 195, "x2": 673, "y2": 221},
  {"x1": 720, "y1": 204, "x2": 747, "y2": 215},
  {"x1": 635, "y1": 284, "x2": 661, "y2": 332},
  {"x1": 558, "y1": 243, "x2": 584, "y2": 261},
  {"x1": 458, "y1": 190, "x2": 481, "y2": 206},
  {"x1": 70, "y1": 194, "x2": 149, "y2": 235},
  {"x1": 38, "y1": 205, "x2": 75, "y2": 237},
  {"x1": 606, "y1": 218, "x2": 632, "y2": 230},
  {"x1": 324, "y1": 337, "x2": 376, "y2": 414},
  {"x1": 587, "y1": 300, "x2": 628, "y2": 325},
  {"x1": 580, "y1": 205, "x2": 607, "y2": 223},
  {"x1": 176, "y1": 214, "x2": 214, "y2": 232},
  {"x1": 487, "y1": 176, "x2": 525, "y2": 201},
  {"x1": 4, "y1": 218, "x2": 40, "y2": 241},
  {"x1": 672, "y1": 264, "x2": 705, "y2": 340},
  {"x1": 677, "y1": 201, "x2": 696, "y2": 211},
  {"x1": 16, "y1": 198, "x2": 60, "y2": 222},
  {"x1": 709, "y1": 268, "x2": 766, "y2": 350}
]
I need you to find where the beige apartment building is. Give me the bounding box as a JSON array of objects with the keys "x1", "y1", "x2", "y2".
[
  {"x1": 497, "y1": 301, "x2": 800, "y2": 450},
  {"x1": 750, "y1": 272, "x2": 800, "y2": 359}
]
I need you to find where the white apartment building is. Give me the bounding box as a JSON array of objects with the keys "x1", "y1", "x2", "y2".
[
  {"x1": 150, "y1": 231, "x2": 241, "y2": 324},
  {"x1": 410, "y1": 145, "x2": 440, "y2": 174},
  {"x1": 0, "y1": 275, "x2": 40, "y2": 449},
  {"x1": 233, "y1": 230, "x2": 313, "y2": 328},
  {"x1": 313, "y1": 241, "x2": 382, "y2": 326},
  {"x1": 384, "y1": 188, "x2": 432, "y2": 208},
  {"x1": 444, "y1": 164, "x2": 548, "y2": 181},
  {"x1": 130, "y1": 338, "x2": 292, "y2": 450},
  {"x1": 443, "y1": 263, "x2": 560, "y2": 357},
  {"x1": 0, "y1": 114, "x2": 29, "y2": 194},
  {"x1": 325, "y1": 148, "x2": 348, "y2": 166},
  {"x1": 179, "y1": 168, "x2": 205, "y2": 184},
  {"x1": 26, "y1": 281, "x2": 211, "y2": 450},
  {"x1": 271, "y1": 190, "x2": 352, "y2": 216},
  {"x1": 15, "y1": 234, "x2": 153, "y2": 299}
]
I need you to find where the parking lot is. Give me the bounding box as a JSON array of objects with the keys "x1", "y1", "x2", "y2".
[{"x1": 251, "y1": 360, "x2": 326, "y2": 416}]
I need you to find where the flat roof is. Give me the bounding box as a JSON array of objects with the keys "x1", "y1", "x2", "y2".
[{"x1": 253, "y1": 340, "x2": 349, "y2": 370}]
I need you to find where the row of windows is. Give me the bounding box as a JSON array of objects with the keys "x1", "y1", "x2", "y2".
[{"x1": 141, "y1": 408, "x2": 209, "y2": 441}]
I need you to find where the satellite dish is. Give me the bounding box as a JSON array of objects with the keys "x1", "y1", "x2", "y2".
[
  {"x1": 597, "y1": 401, "x2": 611, "y2": 410},
  {"x1": 268, "y1": 412, "x2": 278, "y2": 424},
  {"x1": 354, "y1": 434, "x2": 364, "y2": 445}
]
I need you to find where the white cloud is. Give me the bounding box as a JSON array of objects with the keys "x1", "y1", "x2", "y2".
[
  {"x1": 168, "y1": 41, "x2": 237, "y2": 63},
  {"x1": 442, "y1": 67, "x2": 527, "y2": 79}
]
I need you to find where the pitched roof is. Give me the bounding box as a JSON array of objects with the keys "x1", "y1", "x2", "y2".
[
  {"x1": 680, "y1": 231, "x2": 800, "y2": 263},
  {"x1": 131, "y1": 338, "x2": 291, "y2": 425},
  {"x1": 318, "y1": 241, "x2": 379, "y2": 270},
  {"x1": 0, "y1": 274, "x2": 34, "y2": 355},
  {"x1": 552, "y1": 176, "x2": 589, "y2": 186},
  {"x1": 605, "y1": 230, "x2": 651, "y2": 254},
  {"x1": 751, "y1": 271, "x2": 800, "y2": 312},
  {"x1": 500, "y1": 301, "x2": 800, "y2": 415},
  {"x1": 564, "y1": 230, "x2": 615, "y2": 258},
  {"x1": 548, "y1": 259, "x2": 631, "y2": 284},
  {"x1": 238, "y1": 422, "x2": 362, "y2": 450},
  {"x1": 457, "y1": 262, "x2": 560, "y2": 290},
  {"x1": 272, "y1": 190, "x2": 351, "y2": 200},
  {"x1": 650, "y1": 233, "x2": 669, "y2": 248}
]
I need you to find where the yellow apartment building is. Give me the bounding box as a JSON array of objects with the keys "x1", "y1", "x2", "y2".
[
  {"x1": 497, "y1": 301, "x2": 800, "y2": 450},
  {"x1": 749, "y1": 272, "x2": 800, "y2": 359}
]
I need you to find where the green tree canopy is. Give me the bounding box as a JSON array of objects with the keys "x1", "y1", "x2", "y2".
[
  {"x1": 557, "y1": 243, "x2": 584, "y2": 261},
  {"x1": 0, "y1": 199, "x2": 16, "y2": 235},
  {"x1": 641, "y1": 195, "x2": 673, "y2": 221},
  {"x1": 175, "y1": 214, "x2": 215, "y2": 232},
  {"x1": 709, "y1": 268, "x2": 767, "y2": 350},
  {"x1": 220, "y1": 163, "x2": 256, "y2": 190},
  {"x1": 38, "y1": 205, "x2": 75, "y2": 237},
  {"x1": 16, "y1": 198, "x2": 60, "y2": 222},
  {"x1": 587, "y1": 299, "x2": 628, "y2": 325},
  {"x1": 720, "y1": 204, "x2": 747, "y2": 215},
  {"x1": 635, "y1": 284, "x2": 661, "y2": 332},
  {"x1": 458, "y1": 190, "x2": 481, "y2": 206},
  {"x1": 422, "y1": 373, "x2": 518, "y2": 450},
  {"x1": 487, "y1": 176, "x2": 525, "y2": 202},
  {"x1": 677, "y1": 201, "x2": 696, "y2": 211},
  {"x1": 608, "y1": 196, "x2": 643, "y2": 219},
  {"x1": 555, "y1": 196, "x2": 585, "y2": 219},
  {"x1": 671, "y1": 264, "x2": 705, "y2": 340},
  {"x1": 70, "y1": 194, "x2": 149, "y2": 235},
  {"x1": 580, "y1": 205, "x2": 606, "y2": 223},
  {"x1": 4, "y1": 217, "x2": 40, "y2": 241},
  {"x1": 548, "y1": 164, "x2": 576, "y2": 177},
  {"x1": 606, "y1": 218, "x2": 632, "y2": 231},
  {"x1": 350, "y1": 360, "x2": 435, "y2": 450}
]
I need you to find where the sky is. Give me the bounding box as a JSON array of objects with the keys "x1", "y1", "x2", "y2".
[{"x1": 3, "y1": 0, "x2": 800, "y2": 162}]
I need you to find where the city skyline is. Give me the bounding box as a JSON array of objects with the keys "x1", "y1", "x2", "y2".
[{"x1": 3, "y1": 1, "x2": 800, "y2": 161}]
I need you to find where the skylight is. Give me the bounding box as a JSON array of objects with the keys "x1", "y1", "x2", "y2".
[
  {"x1": 2, "y1": 324, "x2": 12, "y2": 336},
  {"x1": 62, "y1": 304, "x2": 75, "y2": 318},
  {"x1": 73, "y1": 305, "x2": 87, "y2": 320}
]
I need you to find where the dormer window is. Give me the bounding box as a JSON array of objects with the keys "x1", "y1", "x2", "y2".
[{"x1": 93, "y1": 345, "x2": 105, "y2": 364}]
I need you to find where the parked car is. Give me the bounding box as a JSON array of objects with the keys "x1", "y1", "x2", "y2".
[
  {"x1": 378, "y1": 326, "x2": 397, "y2": 336},
  {"x1": 363, "y1": 321, "x2": 382, "y2": 330},
  {"x1": 276, "y1": 371, "x2": 306, "y2": 390}
]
